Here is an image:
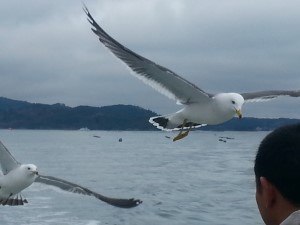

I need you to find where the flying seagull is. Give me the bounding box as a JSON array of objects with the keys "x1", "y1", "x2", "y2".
[
  {"x1": 0, "y1": 141, "x2": 141, "y2": 207},
  {"x1": 84, "y1": 7, "x2": 300, "y2": 141}
]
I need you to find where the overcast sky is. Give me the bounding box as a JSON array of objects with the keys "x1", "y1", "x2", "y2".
[{"x1": 1, "y1": 0, "x2": 300, "y2": 118}]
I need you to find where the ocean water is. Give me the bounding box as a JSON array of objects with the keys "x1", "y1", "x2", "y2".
[{"x1": 0, "y1": 130, "x2": 267, "y2": 225}]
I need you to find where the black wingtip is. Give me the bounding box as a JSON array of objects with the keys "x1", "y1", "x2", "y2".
[
  {"x1": 82, "y1": 3, "x2": 92, "y2": 22},
  {"x1": 129, "y1": 198, "x2": 143, "y2": 208},
  {"x1": 82, "y1": 4, "x2": 94, "y2": 24},
  {"x1": 82, "y1": 2, "x2": 88, "y2": 14},
  {"x1": 101, "y1": 197, "x2": 143, "y2": 208},
  {"x1": 82, "y1": 4, "x2": 102, "y2": 32},
  {"x1": 110, "y1": 198, "x2": 143, "y2": 208}
]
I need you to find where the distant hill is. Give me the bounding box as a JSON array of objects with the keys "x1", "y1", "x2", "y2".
[
  {"x1": 0, "y1": 97, "x2": 157, "y2": 130},
  {"x1": 0, "y1": 97, "x2": 299, "y2": 131},
  {"x1": 201, "y1": 117, "x2": 300, "y2": 131}
]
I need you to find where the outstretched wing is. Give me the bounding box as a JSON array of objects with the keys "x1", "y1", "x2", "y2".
[
  {"x1": 84, "y1": 6, "x2": 212, "y2": 104},
  {"x1": 0, "y1": 141, "x2": 20, "y2": 175},
  {"x1": 35, "y1": 175, "x2": 142, "y2": 208},
  {"x1": 241, "y1": 90, "x2": 300, "y2": 102}
]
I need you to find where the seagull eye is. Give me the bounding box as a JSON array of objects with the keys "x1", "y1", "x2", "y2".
[
  {"x1": 231, "y1": 100, "x2": 236, "y2": 104},
  {"x1": 27, "y1": 167, "x2": 30, "y2": 170}
]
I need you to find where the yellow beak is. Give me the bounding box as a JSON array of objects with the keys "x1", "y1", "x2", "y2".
[
  {"x1": 31, "y1": 171, "x2": 39, "y2": 175},
  {"x1": 236, "y1": 109, "x2": 242, "y2": 119}
]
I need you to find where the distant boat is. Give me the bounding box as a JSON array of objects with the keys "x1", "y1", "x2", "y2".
[
  {"x1": 93, "y1": 135, "x2": 101, "y2": 138},
  {"x1": 79, "y1": 127, "x2": 90, "y2": 131},
  {"x1": 218, "y1": 138, "x2": 227, "y2": 143},
  {"x1": 118, "y1": 138, "x2": 123, "y2": 142},
  {"x1": 219, "y1": 136, "x2": 235, "y2": 140}
]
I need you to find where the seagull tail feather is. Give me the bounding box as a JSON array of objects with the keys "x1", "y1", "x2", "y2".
[
  {"x1": 149, "y1": 116, "x2": 170, "y2": 131},
  {"x1": 149, "y1": 114, "x2": 205, "y2": 131},
  {"x1": 0, "y1": 194, "x2": 28, "y2": 206}
]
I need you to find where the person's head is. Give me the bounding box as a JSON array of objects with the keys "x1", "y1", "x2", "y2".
[{"x1": 254, "y1": 123, "x2": 300, "y2": 225}]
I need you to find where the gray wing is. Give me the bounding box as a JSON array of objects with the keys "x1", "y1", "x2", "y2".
[
  {"x1": 0, "y1": 141, "x2": 20, "y2": 175},
  {"x1": 84, "y1": 7, "x2": 212, "y2": 104},
  {"x1": 35, "y1": 175, "x2": 142, "y2": 208},
  {"x1": 241, "y1": 90, "x2": 300, "y2": 102}
]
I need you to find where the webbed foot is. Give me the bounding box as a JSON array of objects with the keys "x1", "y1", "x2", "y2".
[{"x1": 173, "y1": 130, "x2": 190, "y2": 141}]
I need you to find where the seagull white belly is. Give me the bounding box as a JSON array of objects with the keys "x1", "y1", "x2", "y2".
[
  {"x1": 0, "y1": 169, "x2": 35, "y2": 198},
  {"x1": 181, "y1": 104, "x2": 234, "y2": 125}
]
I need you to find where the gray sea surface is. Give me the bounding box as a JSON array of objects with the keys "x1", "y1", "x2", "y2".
[{"x1": 0, "y1": 130, "x2": 267, "y2": 225}]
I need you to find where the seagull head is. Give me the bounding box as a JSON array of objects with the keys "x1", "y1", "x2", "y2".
[
  {"x1": 215, "y1": 93, "x2": 244, "y2": 119},
  {"x1": 21, "y1": 164, "x2": 39, "y2": 176},
  {"x1": 228, "y1": 93, "x2": 244, "y2": 119}
]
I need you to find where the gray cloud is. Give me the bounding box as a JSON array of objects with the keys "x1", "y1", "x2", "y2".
[{"x1": 0, "y1": 0, "x2": 299, "y2": 118}]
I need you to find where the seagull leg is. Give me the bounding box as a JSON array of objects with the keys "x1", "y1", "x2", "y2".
[{"x1": 173, "y1": 119, "x2": 191, "y2": 141}]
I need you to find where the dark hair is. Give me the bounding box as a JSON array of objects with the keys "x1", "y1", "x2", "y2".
[{"x1": 254, "y1": 123, "x2": 300, "y2": 206}]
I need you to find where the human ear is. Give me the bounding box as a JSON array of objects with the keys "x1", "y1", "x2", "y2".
[{"x1": 260, "y1": 177, "x2": 276, "y2": 208}]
